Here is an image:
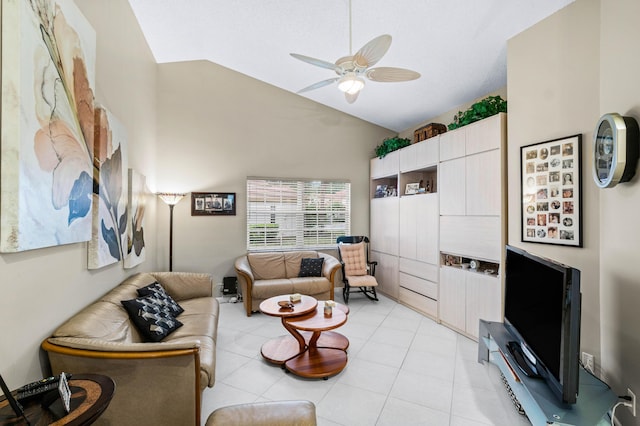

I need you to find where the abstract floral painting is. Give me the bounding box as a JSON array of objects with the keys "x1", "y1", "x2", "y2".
[
  {"x1": 124, "y1": 169, "x2": 147, "y2": 269},
  {"x1": 88, "y1": 106, "x2": 128, "y2": 269},
  {"x1": 1, "y1": 0, "x2": 96, "y2": 252}
]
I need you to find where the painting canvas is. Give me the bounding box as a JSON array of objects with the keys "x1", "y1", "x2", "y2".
[
  {"x1": 0, "y1": 0, "x2": 96, "y2": 252},
  {"x1": 124, "y1": 169, "x2": 147, "y2": 269},
  {"x1": 88, "y1": 107, "x2": 128, "y2": 269}
]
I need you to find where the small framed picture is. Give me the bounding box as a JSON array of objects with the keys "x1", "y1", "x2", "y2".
[
  {"x1": 405, "y1": 182, "x2": 419, "y2": 195},
  {"x1": 191, "y1": 192, "x2": 236, "y2": 216}
]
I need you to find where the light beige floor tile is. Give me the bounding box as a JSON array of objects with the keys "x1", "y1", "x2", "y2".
[{"x1": 377, "y1": 397, "x2": 451, "y2": 426}]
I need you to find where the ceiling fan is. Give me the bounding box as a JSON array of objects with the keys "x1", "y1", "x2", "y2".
[{"x1": 290, "y1": 0, "x2": 420, "y2": 104}]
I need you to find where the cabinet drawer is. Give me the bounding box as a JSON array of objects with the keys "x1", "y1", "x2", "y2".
[
  {"x1": 399, "y1": 287, "x2": 437, "y2": 318},
  {"x1": 399, "y1": 272, "x2": 437, "y2": 299},
  {"x1": 399, "y1": 258, "x2": 438, "y2": 282}
]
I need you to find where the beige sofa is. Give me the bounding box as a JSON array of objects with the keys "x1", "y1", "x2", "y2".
[
  {"x1": 41, "y1": 272, "x2": 218, "y2": 426},
  {"x1": 235, "y1": 251, "x2": 341, "y2": 316}
]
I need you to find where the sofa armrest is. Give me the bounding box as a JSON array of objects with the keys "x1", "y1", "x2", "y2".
[
  {"x1": 151, "y1": 272, "x2": 213, "y2": 301},
  {"x1": 319, "y1": 253, "x2": 341, "y2": 300},
  {"x1": 42, "y1": 339, "x2": 202, "y2": 425},
  {"x1": 234, "y1": 256, "x2": 255, "y2": 316}
]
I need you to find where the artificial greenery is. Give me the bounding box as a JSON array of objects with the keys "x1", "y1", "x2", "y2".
[
  {"x1": 375, "y1": 137, "x2": 412, "y2": 159},
  {"x1": 448, "y1": 95, "x2": 507, "y2": 130}
]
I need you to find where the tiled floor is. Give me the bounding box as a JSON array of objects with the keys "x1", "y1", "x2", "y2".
[{"x1": 201, "y1": 293, "x2": 531, "y2": 425}]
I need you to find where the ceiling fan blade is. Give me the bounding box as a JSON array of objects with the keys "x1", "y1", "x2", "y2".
[
  {"x1": 365, "y1": 67, "x2": 421, "y2": 82},
  {"x1": 353, "y1": 34, "x2": 392, "y2": 69},
  {"x1": 345, "y1": 91, "x2": 360, "y2": 104},
  {"x1": 290, "y1": 53, "x2": 340, "y2": 72},
  {"x1": 297, "y1": 78, "x2": 339, "y2": 93}
]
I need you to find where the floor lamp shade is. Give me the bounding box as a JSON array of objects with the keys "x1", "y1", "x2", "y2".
[{"x1": 157, "y1": 193, "x2": 186, "y2": 271}]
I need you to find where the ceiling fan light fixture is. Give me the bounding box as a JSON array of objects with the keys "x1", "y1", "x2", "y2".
[{"x1": 338, "y1": 73, "x2": 365, "y2": 94}]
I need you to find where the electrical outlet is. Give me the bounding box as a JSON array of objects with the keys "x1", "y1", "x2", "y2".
[
  {"x1": 581, "y1": 352, "x2": 595, "y2": 374},
  {"x1": 628, "y1": 388, "x2": 636, "y2": 416}
]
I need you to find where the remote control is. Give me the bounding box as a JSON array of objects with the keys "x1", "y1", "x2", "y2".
[{"x1": 16, "y1": 374, "x2": 71, "y2": 402}]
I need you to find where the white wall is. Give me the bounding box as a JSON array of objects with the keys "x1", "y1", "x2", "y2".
[
  {"x1": 599, "y1": 0, "x2": 640, "y2": 425},
  {"x1": 0, "y1": 0, "x2": 158, "y2": 387},
  {"x1": 154, "y1": 60, "x2": 395, "y2": 286},
  {"x1": 509, "y1": 0, "x2": 640, "y2": 424}
]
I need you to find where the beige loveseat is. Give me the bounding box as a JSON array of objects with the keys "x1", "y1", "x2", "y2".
[
  {"x1": 41, "y1": 272, "x2": 218, "y2": 426},
  {"x1": 235, "y1": 251, "x2": 341, "y2": 316}
]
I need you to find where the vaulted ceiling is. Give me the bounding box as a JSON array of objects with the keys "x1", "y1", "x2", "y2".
[{"x1": 128, "y1": 0, "x2": 574, "y2": 132}]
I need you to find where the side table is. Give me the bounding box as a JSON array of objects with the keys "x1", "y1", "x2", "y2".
[
  {"x1": 259, "y1": 295, "x2": 318, "y2": 364},
  {"x1": 284, "y1": 304, "x2": 349, "y2": 379},
  {"x1": 0, "y1": 374, "x2": 115, "y2": 426}
]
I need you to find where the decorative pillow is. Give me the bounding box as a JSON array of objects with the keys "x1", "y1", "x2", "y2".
[
  {"x1": 137, "y1": 282, "x2": 184, "y2": 317},
  {"x1": 298, "y1": 257, "x2": 324, "y2": 277},
  {"x1": 121, "y1": 296, "x2": 183, "y2": 342}
]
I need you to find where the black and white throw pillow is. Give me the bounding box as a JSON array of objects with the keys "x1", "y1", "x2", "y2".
[
  {"x1": 137, "y1": 282, "x2": 184, "y2": 317},
  {"x1": 121, "y1": 296, "x2": 183, "y2": 342}
]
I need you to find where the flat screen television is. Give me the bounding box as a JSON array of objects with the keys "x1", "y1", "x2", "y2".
[{"x1": 504, "y1": 245, "x2": 581, "y2": 404}]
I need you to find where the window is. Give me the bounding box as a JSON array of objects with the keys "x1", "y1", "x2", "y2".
[{"x1": 247, "y1": 178, "x2": 351, "y2": 250}]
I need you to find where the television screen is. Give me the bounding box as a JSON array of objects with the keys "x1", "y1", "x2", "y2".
[{"x1": 504, "y1": 245, "x2": 581, "y2": 404}]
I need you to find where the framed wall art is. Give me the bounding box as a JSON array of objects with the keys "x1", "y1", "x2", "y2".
[
  {"x1": 1, "y1": 0, "x2": 96, "y2": 252},
  {"x1": 191, "y1": 192, "x2": 236, "y2": 216},
  {"x1": 520, "y1": 134, "x2": 582, "y2": 247}
]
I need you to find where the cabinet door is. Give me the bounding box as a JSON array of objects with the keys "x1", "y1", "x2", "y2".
[
  {"x1": 440, "y1": 216, "x2": 501, "y2": 261},
  {"x1": 399, "y1": 143, "x2": 419, "y2": 172},
  {"x1": 439, "y1": 266, "x2": 466, "y2": 331},
  {"x1": 466, "y1": 149, "x2": 501, "y2": 216},
  {"x1": 399, "y1": 195, "x2": 418, "y2": 259},
  {"x1": 439, "y1": 158, "x2": 465, "y2": 215},
  {"x1": 415, "y1": 137, "x2": 440, "y2": 169},
  {"x1": 465, "y1": 273, "x2": 502, "y2": 339},
  {"x1": 371, "y1": 250, "x2": 399, "y2": 299},
  {"x1": 416, "y1": 194, "x2": 439, "y2": 265},
  {"x1": 371, "y1": 157, "x2": 384, "y2": 179},
  {"x1": 439, "y1": 128, "x2": 466, "y2": 161},
  {"x1": 465, "y1": 113, "x2": 504, "y2": 155},
  {"x1": 370, "y1": 197, "x2": 399, "y2": 255}
]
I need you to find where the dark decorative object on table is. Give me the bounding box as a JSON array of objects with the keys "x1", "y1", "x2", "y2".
[
  {"x1": 374, "y1": 137, "x2": 411, "y2": 158},
  {"x1": 448, "y1": 95, "x2": 507, "y2": 130}
]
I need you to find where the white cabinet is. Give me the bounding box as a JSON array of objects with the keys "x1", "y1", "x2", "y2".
[
  {"x1": 439, "y1": 266, "x2": 501, "y2": 339},
  {"x1": 438, "y1": 113, "x2": 506, "y2": 341},
  {"x1": 439, "y1": 127, "x2": 466, "y2": 161},
  {"x1": 439, "y1": 158, "x2": 465, "y2": 216},
  {"x1": 370, "y1": 197, "x2": 399, "y2": 256},
  {"x1": 465, "y1": 149, "x2": 501, "y2": 216},
  {"x1": 400, "y1": 137, "x2": 439, "y2": 172},
  {"x1": 399, "y1": 193, "x2": 438, "y2": 264},
  {"x1": 370, "y1": 138, "x2": 439, "y2": 310},
  {"x1": 371, "y1": 250, "x2": 399, "y2": 300},
  {"x1": 371, "y1": 150, "x2": 400, "y2": 179}
]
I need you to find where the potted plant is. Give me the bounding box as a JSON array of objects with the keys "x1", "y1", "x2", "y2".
[
  {"x1": 448, "y1": 95, "x2": 507, "y2": 130},
  {"x1": 374, "y1": 137, "x2": 411, "y2": 159}
]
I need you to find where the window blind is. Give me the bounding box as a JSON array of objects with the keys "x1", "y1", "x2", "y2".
[{"x1": 246, "y1": 178, "x2": 351, "y2": 250}]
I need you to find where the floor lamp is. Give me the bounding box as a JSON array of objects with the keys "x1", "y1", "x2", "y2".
[{"x1": 157, "y1": 193, "x2": 186, "y2": 272}]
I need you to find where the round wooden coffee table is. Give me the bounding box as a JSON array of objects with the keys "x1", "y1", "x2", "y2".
[
  {"x1": 283, "y1": 304, "x2": 349, "y2": 379},
  {"x1": 259, "y1": 295, "x2": 318, "y2": 364}
]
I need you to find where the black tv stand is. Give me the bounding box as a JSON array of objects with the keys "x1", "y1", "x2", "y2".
[
  {"x1": 479, "y1": 320, "x2": 617, "y2": 426},
  {"x1": 506, "y1": 341, "x2": 540, "y2": 378}
]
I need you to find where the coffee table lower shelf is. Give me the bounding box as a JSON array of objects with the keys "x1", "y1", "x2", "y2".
[{"x1": 284, "y1": 347, "x2": 348, "y2": 379}]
